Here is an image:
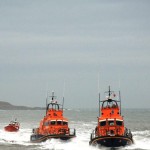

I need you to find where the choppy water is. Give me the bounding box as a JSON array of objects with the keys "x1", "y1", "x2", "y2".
[{"x1": 0, "y1": 109, "x2": 150, "y2": 150}]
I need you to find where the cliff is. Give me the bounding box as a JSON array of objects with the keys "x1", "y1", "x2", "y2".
[{"x1": 0, "y1": 101, "x2": 44, "y2": 110}]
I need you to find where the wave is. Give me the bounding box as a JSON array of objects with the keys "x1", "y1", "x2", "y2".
[
  {"x1": 0, "y1": 128, "x2": 150, "y2": 150},
  {"x1": 125, "y1": 130, "x2": 150, "y2": 150},
  {"x1": 0, "y1": 129, "x2": 33, "y2": 146}
]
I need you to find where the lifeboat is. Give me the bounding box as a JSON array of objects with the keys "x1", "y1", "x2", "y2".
[
  {"x1": 30, "y1": 91, "x2": 76, "y2": 143},
  {"x1": 89, "y1": 86, "x2": 133, "y2": 147},
  {"x1": 4, "y1": 119, "x2": 20, "y2": 132}
]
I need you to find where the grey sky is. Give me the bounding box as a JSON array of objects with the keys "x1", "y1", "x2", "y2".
[{"x1": 0, "y1": 0, "x2": 150, "y2": 108}]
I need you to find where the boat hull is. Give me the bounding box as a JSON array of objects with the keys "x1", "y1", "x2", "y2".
[
  {"x1": 89, "y1": 136, "x2": 133, "y2": 147},
  {"x1": 30, "y1": 134, "x2": 75, "y2": 143},
  {"x1": 4, "y1": 125, "x2": 19, "y2": 132}
]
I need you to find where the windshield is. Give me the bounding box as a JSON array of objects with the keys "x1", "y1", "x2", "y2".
[
  {"x1": 108, "y1": 121, "x2": 114, "y2": 126},
  {"x1": 116, "y1": 120, "x2": 123, "y2": 126},
  {"x1": 100, "y1": 121, "x2": 106, "y2": 126}
]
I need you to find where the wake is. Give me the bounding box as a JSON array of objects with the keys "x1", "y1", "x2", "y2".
[{"x1": 0, "y1": 129, "x2": 150, "y2": 150}]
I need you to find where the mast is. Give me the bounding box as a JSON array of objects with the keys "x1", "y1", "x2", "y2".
[
  {"x1": 119, "y1": 90, "x2": 121, "y2": 115},
  {"x1": 46, "y1": 91, "x2": 55, "y2": 114},
  {"x1": 98, "y1": 72, "x2": 100, "y2": 117},
  {"x1": 99, "y1": 92, "x2": 100, "y2": 117},
  {"x1": 46, "y1": 91, "x2": 48, "y2": 115},
  {"x1": 52, "y1": 91, "x2": 54, "y2": 100},
  {"x1": 46, "y1": 96, "x2": 47, "y2": 115},
  {"x1": 62, "y1": 96, "x2": 64, "y2": 111},
  {"x1": 62, "y1": 80, "x2": 65, "y2": 110},
  {"x1": 108, "y1": 86, "x2": 111, "y2": 97},
  {"x1": 118, "y1": 75, "x2": 121, "y2": 115},
  {"x1": 107, "y1": 86, "x2": 113, "y2": 103}
]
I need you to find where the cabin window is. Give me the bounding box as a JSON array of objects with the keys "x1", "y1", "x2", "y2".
[
  {"x1": 57, "y1": 121, "x2": 62, "y2": 125},
  {"x1": 51, "y1": 121, "x2": 56, "y2": 125},
  {"x1": 116, "y1": 121, "x2": 123, "y2": 126},
  {"x1": 108, "y1": 121, "x2": 114, "y2": 126},
  {"x1": 100, "y1": 121, "x2": 106, "y2": 126},
  {"x1": 63, "y1": 121, "x2": 68, "y2": 125}
]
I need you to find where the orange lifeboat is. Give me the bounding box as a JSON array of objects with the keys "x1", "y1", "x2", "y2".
[
  {"x1": 30, "y1": 91, "x2": 76, "y2": 143},
  {"x1": 4, "y1": 119, "x2": 20, "y2": 132},
  {"x1": 89, "y1": 86, "x2": 133, "y2": 147}
]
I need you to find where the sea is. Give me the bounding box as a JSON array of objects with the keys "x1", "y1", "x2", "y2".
[{"x1": 0, "y1": 109, "x2": 150, "y2": 150}]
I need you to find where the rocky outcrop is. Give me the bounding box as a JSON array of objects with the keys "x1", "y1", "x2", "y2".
[{"x1": 0, "y1": 101, "x2": 44, "y2": 110}]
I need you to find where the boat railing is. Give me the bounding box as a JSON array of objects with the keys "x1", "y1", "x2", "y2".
[
  {"x1": 69, "y1": 128, "x2": 76, "y2": 136},
  {"x1": 91, "y1": 127, "x2": 129, "y2": 140},
  {"x1": 32, "y1": 128, "x2": 39, "y2": 134},
  {"x1": 91, "y1": 128, "x2": 108, "y2": 140},
  {"x1": 90, "y1": 129, "x2": 97, "y2": 140},
  {"x1": 124, "y1": 128, "x2": 132, "y2": 138}
]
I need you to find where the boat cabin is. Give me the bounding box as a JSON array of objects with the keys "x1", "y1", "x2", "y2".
[
  {"x1": 89, "y1": 86, "x2": 133, "y2": 147},
  {"x1": 101, "y1": 99, "x2": 120, "y2": 116},
  {"x1": 37, "y1": 92, "x2": 70, "y2": 135},
  {"x1": 43, "y1": 120, "x2": 68, "y2": 126},
  {"x1": 46, "y1": 102, "x2": 63, "y2": 117},
  {"x1": 96, "y1": 88, "x2": 125, "y2": 137}
]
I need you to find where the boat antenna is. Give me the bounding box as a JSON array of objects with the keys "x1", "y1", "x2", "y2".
[
  {"x1": 119, "y1": 90, "x2": 121, "y2": 115},
  {"x1": 46, "y1": 91, "x2": 48, "y2": 114},
  {"x1": 52, "y1": 91, "x2": 55, "y2": 100},
  {"x1": 98, "y1": 72, "x2": 100, "y2": 94},
  {"x1": 46, "y1": 83, "x2": 49, "y2": 108},
  {"x1": 118, "y1": 74, "x2": 121, "y2": 115},
  {"x1": 99, "y1": 92, "x2": 100, "y2": 117},
  {"x1": 46, "y1": 91, "x2": 50, "y2": 115},
  {"x1": 108, "y1": 86, "x2": 111, "y2": 97},
  {"x1": 98, "y1": 72, "x2": 101, "y2": 117},
  {"x1": 62, "y1": 96, "x2": 64, "y2": 111},
  {"x1": 62, "y1": 81, "x2": 65, "y2": 110}
]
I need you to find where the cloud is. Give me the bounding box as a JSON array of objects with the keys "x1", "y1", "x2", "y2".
[{"x1": 0, "y1": 0, "x2": 150, "y2": 108}]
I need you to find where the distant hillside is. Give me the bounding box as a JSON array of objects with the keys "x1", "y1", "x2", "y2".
[{"x1": 0, "y1": 101, "x2": 45, "y2": 110}]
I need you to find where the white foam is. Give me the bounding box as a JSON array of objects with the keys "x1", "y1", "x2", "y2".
[
  {"x1": 39, "y1": 138, "x2": 97, "y2": 150},
  {"x1": 0, "y1": 129, "x2": 32, "y2": 146},
  {"x1": 125, "y1": 130, "x2": 150, "y2": 150},
  {"x1": 0, "y1": 128, "x2": 150, "y2": 150}
]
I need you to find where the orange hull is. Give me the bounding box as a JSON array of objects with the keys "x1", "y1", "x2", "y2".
[
  {"x1": 30, "y1": 92, "x2": 76, "y2": 143},
  {"x1": 4, "y1": 124, "x2": 19, "y2": 132},
  {"x1": 89, "y1": 86, "x2": 133, "y2": 147}
]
